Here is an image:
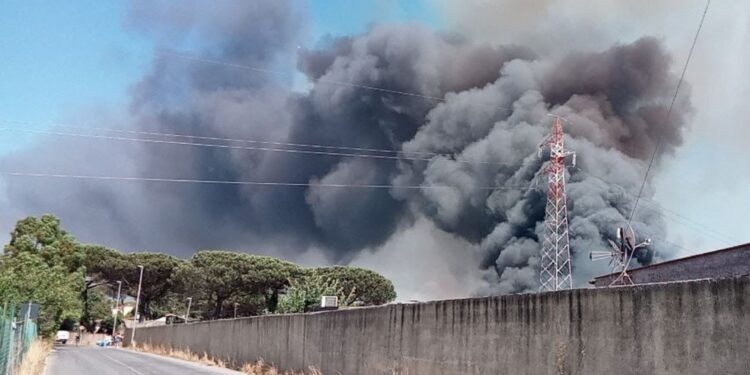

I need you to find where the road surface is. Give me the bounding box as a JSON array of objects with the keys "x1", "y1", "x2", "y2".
[{"x1": 45, "y1": 345, "x2": 243, "y2": 375}]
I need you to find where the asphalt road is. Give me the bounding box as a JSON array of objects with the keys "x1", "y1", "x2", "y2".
[{"x1": 45, "y1": 345, "x2": 243, "y2": 375}]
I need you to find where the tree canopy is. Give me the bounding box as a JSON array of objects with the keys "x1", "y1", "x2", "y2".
[
  {"x1": 310, "y1": 266, "x2": 396, "y2": 305},
  {"x1": 1, "y1": 215, "x2": 398, "y2": 336},
  {"x1": 87, "y1": 251, "x2": 182, "y2": 320},
  {"x1": 0, "y1": 215, "x2": 84, "y2": 336},
  {"x1": 277, "y1": 273, "x2": 356, "y2": 313},
  {"x1": 4, "y1": 214, "x2": 84, "y2": 273},
  {"x1": 174, "y1": 251, "x2": 302, "y2": 319}
]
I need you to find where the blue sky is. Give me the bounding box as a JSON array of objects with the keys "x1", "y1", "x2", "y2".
[
  {"x1": 0, "y1": 1, "x2": 150, "y2": 152},
  {"x1": 0, "y1": 0, "x2": 437, "y2": 154},
  {"x1": 1, "y1": 1, "x2": 747, "y2": 256}
]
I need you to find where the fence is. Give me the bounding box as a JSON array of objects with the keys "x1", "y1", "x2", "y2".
[
  {"x1": 0, "y1": 304, "x2": 38, "y2": 375},
  {"x1": 128, "y1": 277, "x2": 750, "y2": 375}
]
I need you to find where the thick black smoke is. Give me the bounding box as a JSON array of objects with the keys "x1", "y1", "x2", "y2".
[{"x1": 0, "y1": 0, "x2": 690, "y2": 296}]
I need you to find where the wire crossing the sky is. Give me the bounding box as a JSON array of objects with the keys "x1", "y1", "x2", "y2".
[
  {"x1": 161, "y1": 50, "x2": 518, "y2": 114},
  {"x1": 0, "y1": 123, "x2": 739, "y2": 246},
  {"x1": 626, "y1": 0, "x2": 711, "y2": 228},
  {"x1": 0, "y1": 124, "x2": 520, "y2": 167},
  {"x1": 0, "y1": 171, "x2": 531, "y2": 191}
]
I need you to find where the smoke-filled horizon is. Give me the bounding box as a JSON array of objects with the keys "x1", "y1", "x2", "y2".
[{"x1": 0, "y1": 0, "x2": 694, "y2": 300}]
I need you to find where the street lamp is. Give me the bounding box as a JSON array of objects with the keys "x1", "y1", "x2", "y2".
[
  {"x1": 112, "y1": 280, "x2": 122, "y2": 336},
  {"x1": 185, "y1": 297, "x2": 192, "y2": 324},
  {"x1": 131, "y1": 265, "x2": 144, "y2": 346}
]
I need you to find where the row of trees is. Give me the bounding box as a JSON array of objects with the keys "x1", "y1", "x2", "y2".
[{"x1": 0, "y1": 215, "x2": 397, "y2": 336}]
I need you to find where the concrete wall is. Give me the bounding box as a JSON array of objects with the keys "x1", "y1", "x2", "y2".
[
  {"x1": 593, "y1": 243, "x2": 750, "y2": 286},
  {"x1": 127, "y1": 277, "x2": 750, "y2": 375}
]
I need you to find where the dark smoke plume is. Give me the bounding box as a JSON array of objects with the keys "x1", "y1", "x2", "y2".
[{"x1": 0, "y1": 0, "x2": 691, "y2": 297}]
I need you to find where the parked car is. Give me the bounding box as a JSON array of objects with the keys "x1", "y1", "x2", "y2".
[
  {"x1": 55, "y1": 330, "x2": 70, "y2": 344},
  {"x1": 96, "y1": 337, "x2": 113, "y2": 347}
]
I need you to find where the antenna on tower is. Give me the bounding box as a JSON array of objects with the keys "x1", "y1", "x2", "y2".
[
  {"x1": 589, "y1": 226, "x2": 651, "y2": 286},
  {"x1": 539, "y1": 114, "x2": 576, "y2": 292}
]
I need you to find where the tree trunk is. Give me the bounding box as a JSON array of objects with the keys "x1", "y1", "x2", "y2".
[
  {"x1": 143, "y1": 299, "x2": 151, "y2": 320},
  {"x1": 266, "y1": 290, "x2": 279, "y2": 313},
  {"x1": 81, "y1": 287, "x2": 90, "y2": 329},
  {"x1": 213, "y1": 296, "x2": 224, "y2": 319}
]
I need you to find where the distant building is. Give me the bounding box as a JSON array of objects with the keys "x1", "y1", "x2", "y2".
[
  {"x1": 112, "y1": 302, "x2": 135, "y2": 318},
  {"x1": 591, "y1": 242, "x2": 750, "y2": 287}
]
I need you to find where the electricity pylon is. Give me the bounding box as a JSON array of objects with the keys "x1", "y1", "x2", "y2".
[{"x1": 539, "y1": 115, "x2": 576, "y2": 292}]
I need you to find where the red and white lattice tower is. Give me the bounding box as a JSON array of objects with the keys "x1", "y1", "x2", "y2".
[{"x1": 539, "y1": 115, "x2": 576, "y2": 292}]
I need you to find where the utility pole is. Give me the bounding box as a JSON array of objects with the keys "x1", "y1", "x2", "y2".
[
  {"x1": 112, "y1": 280, "x2": 122, "y2": 336},
  {"x1": 539, "y1": 115, "x2": 576, "y2": 292},
  {"x1": 131, "y1": 265, "x2": 144, "y2": 346},
  {"x1": 234, "y1": 303, "x2": 239, "y2": 319},
  {"x1": 185, "y1": 297, "x2": 192, "y2": 324}
]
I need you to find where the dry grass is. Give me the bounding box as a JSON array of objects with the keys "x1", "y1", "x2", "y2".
[
  {"x1": 132, "y1": 343, "x2": 226, "y2": 368},
  {"x1": 16, "y1": 340, "x2": 52, "y2": 375},
  {"x1": 241, "y1": 360, "x2": 322, "y2": 375},
  {"x1": 556, "y1": 342, "x2": 568, "y2": 375},
  {"x1": 133, "y1": 342, "x2": 322, "y2": 375}
]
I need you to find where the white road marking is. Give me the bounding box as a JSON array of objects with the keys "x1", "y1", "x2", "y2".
[{"x1": 101, "y1": 352, "x2": 147, "y2": 375}]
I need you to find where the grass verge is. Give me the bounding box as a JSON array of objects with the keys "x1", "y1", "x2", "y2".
[
  {"x1": 132, "y1": 342, "x2": 322, "y2": 375},
  {"x1": 16, "y1": 339, "x2": 52, "y2": 375}
]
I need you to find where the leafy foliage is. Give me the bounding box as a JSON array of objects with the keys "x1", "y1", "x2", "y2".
[
  {"x1": 82, "y1": 245, "x2": 122, "y2": 277},
  {"x1": 174, "y1": 251, "x2": 301, "y2": 319},
  {"x1": 4, "y1": 214, "x2": 84, "y2": 273},
  {"x1": 88, "y1": 251, "x2": 183, "y2": 320},
  {"x1": 1, "y1": 215, "x2": 398, "y2": 335},
  {"x1": 0, "y1": 215, "x2": 87, "y2": 336},
  {"x1": 277, "y1": 274, "x2": 356, "y2": 313},
  {"x1": 0, "y1": 249, "x2": 83, "y2": 336},
  {"x1": 310, "y1": 266, "x2": 396, "y2": 305},
  {"x1": 84, "y1": 288, "x2": 117, "y2": 332}
]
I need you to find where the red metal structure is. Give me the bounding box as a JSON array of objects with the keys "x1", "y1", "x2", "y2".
[{"x1": 539, "y1": 115, "x2": 575, "y2": 291}]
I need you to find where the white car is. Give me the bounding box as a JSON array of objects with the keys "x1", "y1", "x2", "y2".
[{"x1": 55, "y1": 330, "x2": 70, "y2": 344}]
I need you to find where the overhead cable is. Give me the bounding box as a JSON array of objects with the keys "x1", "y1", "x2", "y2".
[
  {"x1": 0, "y1": 127, "x2": 518, "y2": 167},
  {"x1": 160, "y1": 50, "x2": 515, "y2": 113},
  {"x1": 626, "y1": 0, "x2": 711, "y2": 228},
  {"x1": 574, "y1": 167, "x2": 740, "y2": 246},
  {"x1": 4, "y1": 120, "x2": 432, "y2": 156},
  {"x1": 0, "y1": 171, "x2": 530, "y2": 191}
]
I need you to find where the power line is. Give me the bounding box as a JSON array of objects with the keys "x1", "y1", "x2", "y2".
[
  {"x1": 615, "y1": 0, "x2": 713, "y2": 281},
  {"x1": 575, "y1": 167, "x2": 740, "y2": 245},
  {"x1": 160, "y1": 51, "x2": 516, "y2": 112},
  {"x1": 2, "y1": 122, "x2": 738, "y2": 245},
  {"x1": 646, "y1": 235, "x2": 737, "y2": 263},
  {"x1": 0, "y1": 171, "x2": 531, "y2": 191},
  {"x1": 0, "y1": 119, "x2": 457, "y2": 157},
  {"x1": 0, "y1": 127, "x2": 521, "y2": 167},
  {"x1": 163, "y1": 51, "x2": 456, "y2": 104},
  {"x1": 3, "y1": 124, "x2": 737, "y2": 244},
  {"x1": 637, "y1": 201, "x2": 735, "y2": 246},
  {"x1": 627, "y1": 0, "x2": 711, "y2": 228},
  {"x1": 654, "y1": 237, "x2": 692, "y2": 253},
  {"x1": 0, "y1": 173, "x2": 717, "y2": 251}
]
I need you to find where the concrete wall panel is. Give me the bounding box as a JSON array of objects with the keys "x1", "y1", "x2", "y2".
[{"x1": 126, "y1": 277, "x2": 750, "y2": 374}]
